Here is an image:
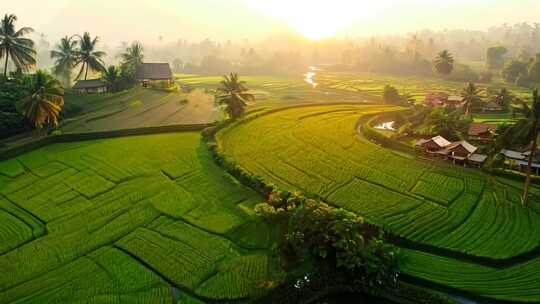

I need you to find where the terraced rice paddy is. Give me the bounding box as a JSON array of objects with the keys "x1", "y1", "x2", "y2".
[
  {"x1": 3, "y1": 71, "x2": 539, "y2": 303},
  {"x1": 62, "y1": 87, "x2": 219, "y2": 133},
  {"x1": 0, "y1": 132, "x2": 277, "y2": 303},
  {"x1": 316, "y1": 72, "x2": 532, "y2": 103},
  {"x1": 401, "y1": 249, "x2": 540, "y2": 303},
  {"x1": 217, "y1": 104, "x2": 540, "y2": 301}
]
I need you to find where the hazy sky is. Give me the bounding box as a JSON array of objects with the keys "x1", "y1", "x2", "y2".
[{"x1": 6, "y1": 0, "x2": 540, "y2": 44}]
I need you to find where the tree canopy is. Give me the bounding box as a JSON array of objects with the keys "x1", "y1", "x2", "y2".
[
  {"x1": 75, "y1": 32, "x2": 106, "y2": 80},
  {"x1": 0, "y1": 14, "x2": 36, "y2": 79},
  {"x1": 434, "y1": 50, "x2": 454, "y2": 76},
  {"x1": 16, "y1": 70, "x2": 64, "y2": 129},
  {"x1": 217, "y1": 73, "x2": 254, "y2": 120}
]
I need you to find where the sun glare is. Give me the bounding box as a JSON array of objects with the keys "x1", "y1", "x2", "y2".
[{"x1": 245, "y1": 0, "x2": 366, "y2": 40}]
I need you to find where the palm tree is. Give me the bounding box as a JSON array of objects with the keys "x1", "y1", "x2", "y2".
[
  {"x1": 0, "y1": 14, "x2": 36, "y2": 80},
  {"x1": 75, "y1": 32, "x2": 106, "y2": 80},
  {"x1": 50, "y1": 36, "x2": 78, "y2": 87},
  {"x1": 434, "y1": 50, "x2": 455, "y2": 76},
  {"x1": 103, "y1": 65, "x2": 120, "y2": 92},
  {"x1": 500, "y1": 90, "x2": 540, "y2": 205},
  {"x1": 16, "y1": 70, "x2": 64, "y2": 130},
  {"x1": 461, "y1": 82, "x2": 482, "y2": 117},
  {"x1": 120, "y1": 41, "x2": 144, "y2": 69},
  {"x1": 495, "y1": 88, "x2": 514, "y2": 112},
  {"x1": 217, "y1": 73, "x2": 254, "y2": 120},
  {"x1": 407, "y1": 34, "x2": 423, "y2": 61}
]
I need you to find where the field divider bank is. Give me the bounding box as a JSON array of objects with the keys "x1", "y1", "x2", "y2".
[{"x1": 0, "y1": 123, "x2": 214, "y2": 161}]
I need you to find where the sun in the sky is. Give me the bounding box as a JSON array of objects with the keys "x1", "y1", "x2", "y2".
[{"x1": 245, "y1": 0, "x2": 366, "y2": 40}]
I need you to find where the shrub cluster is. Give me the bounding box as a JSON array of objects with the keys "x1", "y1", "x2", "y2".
[{"x1": 254, "y1": 192, "x2": 400, "y2": 292}]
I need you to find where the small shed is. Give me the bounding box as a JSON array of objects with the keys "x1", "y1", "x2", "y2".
[
  {"x1": 499, "y1": 149, "x2": 540, "y2": 175},
  {"x1": 467, "y1": 153, "x2": 488, "y2": 168},
  {"x1": 136, "y1": 63, "x2": 173, "y2": 87},
  {"x1": 73, "y1": 79, "x2": 107, "y2": 94}
]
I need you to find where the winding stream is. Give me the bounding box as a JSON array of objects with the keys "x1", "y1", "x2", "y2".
[{"x1": 304, "y1": 66, "x2": 319, "y2": 88}]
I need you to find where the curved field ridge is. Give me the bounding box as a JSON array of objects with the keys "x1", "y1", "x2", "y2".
[
  {"x1": 402, "y1": 249, "x2": 540, "y2": 303},
  {"x1": 217, "y1": 105, "x2": 540, "y2": 260},
  {"x1": 0, "y1": 132, "x2": 275, "y2": 302}
]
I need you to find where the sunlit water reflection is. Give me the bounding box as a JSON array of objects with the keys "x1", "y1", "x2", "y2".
[
  {"x1": 373, "y1": 121, "x2": 396, "y2": 131},
  {"x1": 304, "y1": 66, "x2": 319, "y2": 88}
]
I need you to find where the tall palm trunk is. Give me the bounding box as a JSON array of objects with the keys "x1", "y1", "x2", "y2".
[
  {"x1": 522, "y1": 122, "x2": 539, "y2": 206},
  {"x1": 3, "y1": 52, "x2": 9, "y2": 80},
  {"x1": 84, "y1": 64, "x2": 89, "y2": 80}
]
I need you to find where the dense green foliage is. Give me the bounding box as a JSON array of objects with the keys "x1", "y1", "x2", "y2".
[
  {"x1": 253, "y1": 191, "x2": 400, "y2": 299},
  {"x1": 394, "y1": 107, "x2": 471, "y2": 140},
  {"x1": 286, "y1": 200, "x2": 398, "y2": 284},
  {"x1": 382, "y1": 85, "x2": 403, "y2": 104},
  {"x1": 0, "y1": 132, "x2": 279, "y2": 302},
  {"x1": 16, "y1": 70, "x2": 64, "y2": 129},
  {"x1": 0, "y1": 82, "x2": 28, "y2": 138}
]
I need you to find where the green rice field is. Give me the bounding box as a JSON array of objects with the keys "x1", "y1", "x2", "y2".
[
  {"x1": 3, "y1": 71, "x2": 540, "y2": 303},
  {"x1": 217, "y1": 104, "x2": 540, "y2": 259},
  {"x1": 401, "y1": 249, "x2": 540, "y2": 303},
  {"x1": 217, "y1": 104, "x2": 540, "y2": 302},
  {"x1": 0, "y1": 132, "x2": 277, "y2": 303}
]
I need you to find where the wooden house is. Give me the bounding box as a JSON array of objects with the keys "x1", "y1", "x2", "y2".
[
  {"x1": 415, "y1": 136, "x2": 452, "y2": 154},
  {"x1": 500, "y1": 149, "x2": 540, "y2": 175},
  {"x1": 72, "y1": 79, "x2": 107, "y2": 94},
  {"x1": 424, "y1": 92, "x2": 449, "y2": 107},
  {"x1": 136, "y1": 63, "x2": 173, "y2": 87},
  {"x1": 467, "y1": 153, "x2": 488, "y2": 168},
  {"x1": 483, "y1": 101, "x2": 502, "y2": 112},
  {"x1": 468, "y1": 123, "x2": 498, "y2": 142},
  {"x1": 446, "y1": 96, "x2": 465, "y2": 108}
]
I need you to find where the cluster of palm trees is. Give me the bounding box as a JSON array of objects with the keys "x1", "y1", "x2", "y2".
[
  {"x1": 52, "y1": 37, "x2": 143, "y2": 92},
  {"x1": 50, "y1": 32, "x2": 106, "y2": 86},
  {"x1": 0, "y1": 14, "x2": 64, "y2": 131}
]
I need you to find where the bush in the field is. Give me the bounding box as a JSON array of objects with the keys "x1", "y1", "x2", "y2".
[
  {"x1": 254, "y1": 191, "x2": 400, "y2": 294},
  {"x1": 285, "y1": 200, "x2": 399, "y2": 290}
]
